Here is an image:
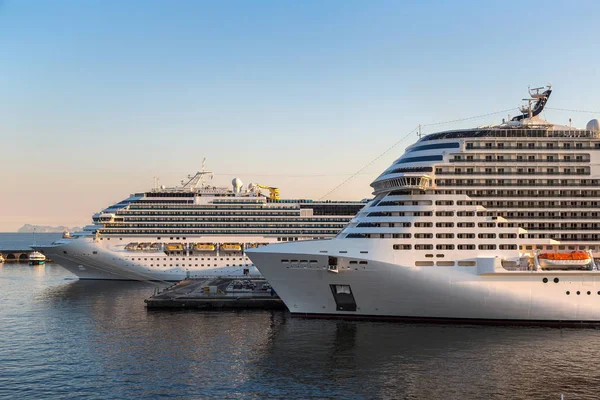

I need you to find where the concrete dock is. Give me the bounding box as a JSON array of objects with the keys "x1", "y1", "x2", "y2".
[{"x1": 145, "y1": 277, "x2": 287, "y2": 310}]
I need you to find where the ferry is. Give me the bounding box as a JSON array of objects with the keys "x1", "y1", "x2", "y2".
[{"x1": 29, "y1": 251, "x2": 46, "y2": 265}]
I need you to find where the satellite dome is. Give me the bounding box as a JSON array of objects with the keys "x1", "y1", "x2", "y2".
[
  {"x1": 586, "y1": 119, "x2": 600, "y2": 132},
  {"x1": 232, "y1": 177, "x2": 243, "y2": 193}
]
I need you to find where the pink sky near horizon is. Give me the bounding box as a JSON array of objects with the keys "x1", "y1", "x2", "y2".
[{"x1": 3, "y1": 1, "x2": 600, "y2": 232}]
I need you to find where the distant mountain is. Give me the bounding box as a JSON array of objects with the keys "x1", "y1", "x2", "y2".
[{"x1": 17, "y1": 224, "x2": 82, "y2": 233}]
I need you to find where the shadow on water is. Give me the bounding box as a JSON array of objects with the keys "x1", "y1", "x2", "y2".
[
  {"x1": 250, "y1": 318, "x2": 600, "y2": 399},
  {"x1": 2, "y1": 265, "x2": 600, "y2": 399}
]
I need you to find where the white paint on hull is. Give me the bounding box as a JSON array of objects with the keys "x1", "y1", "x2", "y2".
[
  {"x1": 248, "y1": 240, "x2": 600, "y2": 322},
  {"x1": 35, "y1": 238, "x2": 261, "y2": 281}
]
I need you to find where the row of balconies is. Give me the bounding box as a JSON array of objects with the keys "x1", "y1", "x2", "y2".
[
  {"x1": 436, "y1": 170, "x2": 589, "y2": 176},
  {"x1": 436, "y1": 181, "x2": 599, "y2": 187},
  {"x1": 465, "y1": 144, "x2": 600, "y2": 150},
  {"x1": 450, "y1": 158, "x2": 589, "y2": 163}
]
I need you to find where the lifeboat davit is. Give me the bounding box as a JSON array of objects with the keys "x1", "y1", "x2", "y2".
[{"x1": 538, "y1": 251, "x2": 591, "y2": 269}]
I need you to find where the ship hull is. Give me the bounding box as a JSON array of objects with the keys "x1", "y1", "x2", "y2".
[
  {"x1": 34, "y1": 238, "x2": 261, "y2": 281},
  {"x1": 248, "y1": 241, "x2": 600, "y2": 324}
]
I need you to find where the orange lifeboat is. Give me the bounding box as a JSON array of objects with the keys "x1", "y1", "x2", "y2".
[{"x1": 538, "y1": 251, "x2": 591, "y2": 269}]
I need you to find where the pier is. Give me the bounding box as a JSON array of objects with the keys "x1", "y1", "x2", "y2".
[
  {"x1": 145, "y1": 277, "x2": 286, "y2": 310},
  {"x1": 0, "y1": 250, "x2": 53, "y2": 263}
]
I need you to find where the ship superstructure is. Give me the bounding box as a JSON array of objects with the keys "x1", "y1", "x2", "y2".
[
  {"x1": 248, "y1": 86, "x2": 600, "y2": 325},
  {"x1": 35, "y1": 167, "x2": 366, "y2": 280}
]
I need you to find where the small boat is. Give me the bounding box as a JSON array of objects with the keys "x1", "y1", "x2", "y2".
[
  {"x1": 221, "y1": 243, "x2": 242, "y2": 251},
  {"x1": 538, "y1": 251, "x2": 591, "y2": 269},
  {"x1": 29, "y1": 251, "x2": 46, "y2": 265},
  {"x1": 0, "y1": 254, "x2": 4, "y2": 263},
  {"x1": 194, "y1": 243, "x2": 216, "y2": 251}
]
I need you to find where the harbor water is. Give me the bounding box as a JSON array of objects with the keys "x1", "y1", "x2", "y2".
[{"x1": 2, "y1": 237, "x2": 600, "y2": 398}]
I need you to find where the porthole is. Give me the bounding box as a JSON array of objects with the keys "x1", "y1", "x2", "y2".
[
  {"x1": 554, "y1": 278, "x2": 559, "y2": 283},
  {"x1": 588, "y1": 291, "x2": 591, "y2": 295},
  {"x1": 566, "y1": 291, "x2": 570, "y2": 295},
  {"x1": 542, "y1": 278, "x2": 548, "y2": 283},
  {"x1": 577, "y1": 291, "x2": 581, "y2": 295}
]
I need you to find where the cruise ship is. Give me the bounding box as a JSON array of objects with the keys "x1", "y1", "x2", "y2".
[
  {"x1": 35, "y1": 168, "x2": 366, "y2": 281},
  {"x1": 247, "y1": 86, "x2": 600, "y2": 325}
]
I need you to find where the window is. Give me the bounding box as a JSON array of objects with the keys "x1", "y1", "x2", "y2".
[
  {"x1": 406, "y1": 142, "x2": 460, "y2": 153},
  {"x1": 458, "y1": 261, "x2": 476, "y2": 266},
  {"x1": 436, "y1": 261, "x2": 455, "y2": 266},
  {"x1": 478, "y1": 244, "x2": 497, "y2": 250},
  {"x1": 393, "y1": 244, "x2": 412, "y2": 250},
  {"x1": 415, "y1": 261, "x2": 434, "y2": 266},
  {"x1": 415, "y1": 233, "x2": 433, "y2": 239},
  {"x1": 396, "y1": 155, "x2": 444, "y2": 165},
  {"x1": 415, "y1": 244, "x2": 434, "y2": 250},
  {"x1": 414, "y1": 222, "x2": 433, "y2": 228}
]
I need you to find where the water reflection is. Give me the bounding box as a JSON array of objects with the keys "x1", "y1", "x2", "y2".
[
  {"x1": 2, "y1": 265, "x2": 600, "y2": 399},
  {"x1": 251, "y1": 319, "x2": 600, "y2": 399}
]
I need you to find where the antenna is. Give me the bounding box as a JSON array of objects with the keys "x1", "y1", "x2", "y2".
[{"x1": 417, "y1": 124, "x2": 422, "y2": 139}]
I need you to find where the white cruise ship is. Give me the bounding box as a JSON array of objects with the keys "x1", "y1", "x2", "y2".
[
  {"x1": 248, "y1": 86, "x2": 600, "y2": 325},
  {"x1": 35, "y1": 168, "x2": 366, "y2": 281}
]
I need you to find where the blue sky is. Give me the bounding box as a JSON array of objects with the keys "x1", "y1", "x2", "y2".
[{"x1": 1, "y1": 0, "x2": 600, "y2": 230}]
